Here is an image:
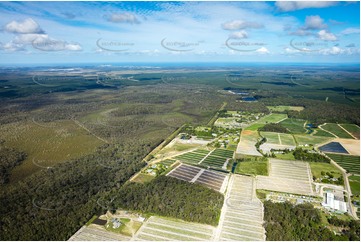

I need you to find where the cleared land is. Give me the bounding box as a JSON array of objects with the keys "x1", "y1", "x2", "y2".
[
  {"x1": 326, "y1": 153, "x2": 360, "y2": 174},
  {"x1": 166, "y1": 164, "x2": 228, "y2": 192},
  {"x1": 134, "y1": 216, "x2": 215, "y2": 241},
  {"x1": 267, "y1": 106, "x2": 304, "y2": 112},
  {"x1": 322, "y1": 123, "x2": 354, "y2": 139},
  {"x1": 256, "y1": 159, "x2": 313, "y2": 196},
  {"x1": 216, "y1": 175, "x2": 265, "y2": 241},
  {"x1": 235, "y1": 157, "x2": 268, "y2": 176},
  {"x1": 236, "y1": 130, "x2": 262, "y2": 157},
  {"x1": 340, "y1": 124, "x2": 360, "y2": 139},
  {"x1": 69, "y1": 225, "x2": 131, "y2": 241},
  {"x1": 0, "y1": 120, "x2": 103, "y2": 182}
]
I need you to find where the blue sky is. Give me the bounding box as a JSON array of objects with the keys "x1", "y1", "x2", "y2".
[{"x1": 0, "y1": 1, "x2": 359, "y2": 64}]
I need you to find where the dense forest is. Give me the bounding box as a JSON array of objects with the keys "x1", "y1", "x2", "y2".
[
  {"x1": 0, "y1": 140, "x2": 27, "y2": 184},
  {"x1": 260, "y1": 97, "x2": 360, "y2": 125},
  {"x1": 0, "y1": 143, "x2": 149, "y2": 240},
  {"x1": 110, "y1": 176, "x2": 224, "y2": 226},
  {"x1": 263, "y1": 201, "x2": 360, "y2": 241}
]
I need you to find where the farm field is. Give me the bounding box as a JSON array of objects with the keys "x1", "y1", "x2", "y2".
[
  {"x1": 0, "y1": 120, "x2": 104, "y2": 182},
  {"x1": 267, "y1": 106, "x2": 304, "y2": 112},
  {"x1": 294, "y1": 135, "x2": 332, "y2": 146},
  {"x1": 216, "y1": 175, "x2": 265, "y2": 241},
  {"x1": 166, "y1": 164, "x2": 228, "y2": 192},
  {"x1": 313, "y1": 129, "x2": 337, "y2": 137},
  {"x1": 349, "y1": 176, "x2": 360, "y2": 196},
  {"x1": 321, "y1": 123, "x2": 354, "y2": 139},
  {"x1": 159, "y1": 159, "x2": 177, "y2": 167},
  {"x1": 236, "y1": 130, "x2": 262, "y2": 157},
  {"x1": 256, "y1": 159, "x2": 313, "y2": 196},
  {"x1": 134, "y1": 216, "x2": 215, "y2": 241},
  {"x1": 279, "y1": 118, "x2": 306, "y2": 134},
  {"x1": 132, "y1": 173, "x2": 155, "y2": 184},
  {"x1": 201, "y1": 155, "x2": 227, "y2": 169},
  {"x1": 245, "y1": 113, "x2": 287, "y2": 131},
  {"x1": 210, "y1": 148, "x2": 234, "y2": 158},
  {"x1": 174, "y1": 152, "x2": 206, "y2": 164},
  {"x1": 69, "y1": 225, "x2": 131, "y2": 241},
  {"x1": 260, "y1": 132, "x2": 295, "y2": 146},
  {"x1": 340, "y1": 124, "x2": 360, "y2": 139},
  {"x1": 326, "y1": 153, "x2": 360, "y2": 174},
  {"x1": 235, "y1": 159, "x2": 268, "y2": 176}
]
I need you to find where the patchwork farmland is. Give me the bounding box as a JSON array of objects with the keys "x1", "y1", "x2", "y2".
[
  {"x1": 260, "y1": 132, "x2": 296, "y2": 146},
  {"x1": 321, "y1": 123, "x2": 354, "y2": 139},
  {"x1": 216, "y1": 175, "x2": 265, "y2": 241},
  {"x1": 201, "y1": 149, "x2": 234, "y2": 169},
  {"x1": 256, "y1": 159, "x2": 313, "y2": 196},
  {"x1": 174, "y1": 151, "x2": 206, "y2": 164},
  {"x1": 340, "y1": 124, "x2": 360, "y2": 139},
  {"x1": 326, "y1": 153, "x2": 360, "y2": 174},
  {"x1": 174, "y1": 148, "x2": 233, "y2": 170},
  {"x1": 279, "y1": 118, "x2": 306, "y2": 134},
  {"x1": 245, "y1": 113, "x2": 288, "y2": 131},
  {"x1": 166, "y1": 164, "x2": 228, "y2": 192},
  {"x1": 134, "y1": 216, "x2": 215, "y2": 241},
  {"x1": 294, "y1": 135, "x2": 332, "y2": 146}
]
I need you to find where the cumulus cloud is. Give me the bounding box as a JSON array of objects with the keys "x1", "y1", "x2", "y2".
[
  {"x1": 318, "y1": 30, "x2": 338, "y2": 41},
  {"x1": 1, "y1": 18, "x2": 82, "y2": 52},
  {"x1": 341, "y1": 27, "x2": 360, "y2": 35},
  {"x1": 106, "y1": 13, "x2": 140, "y2": 24},
  {"x1": 256, "y1": 47, "x2": 270, "y2": 54},
  {"x1": 276, "y1": 1, "x2": 338, "y2": 12},
  {"x1": 302, "y1": 15, "x2": 327, "y2": 30},
  {"x1": 289, "y1": 29, "x2": 314, "y2": 36},
  {"x1": 229, "y1": 30, "x2": 248, "y2": 39},
  {"x1": 3, "y1": 18, "x2": 44, "y2": 34},
  {"x1": 319, "y1": 46, "x2": 359, "y2": 55},
  {"x1": 222, "y1": 20, "x2": 263, "y2": 30}
]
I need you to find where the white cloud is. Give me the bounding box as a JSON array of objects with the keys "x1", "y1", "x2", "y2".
[
  {"x1": 1, "y1": 18, "x2": 82, "y2": 52},
  {"x1": 106, "y1": 13, "x2": 140, "y2": 24},
  {"x1": 222, "y1": 20, "x2": 263, "y2": 30},
  {"x1": 319, "y1": 46, "x2": 359, "y2": 55},
  {"x1": 318, "y1": 30, "x2": 338, "y2": 41},
  {"x1": 256, "y1": 46, "x2": 270, "y2": 54},
  {"x1": 229, "y1": 30, "x2": 248, "y2": 39},
  {"x1": 341, "y1": 27, "x2": 360, "y2": 35},
  {"x1": 289, "y1": 29, "x2": 314, "y2": 36},
  {"x1": 32, "y1": 37, "x2": 82, "y2": 51},
  {"x1": 303, "y1": 15, "x2": 327, "y2": 30},
  {"x1": 4, "y1": 18, "x2": 44, "y2": 34},
  {"x1": 276, "y1": 1, "x2": 338, "y2": 12}
]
